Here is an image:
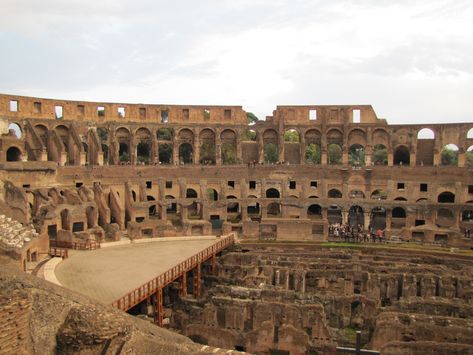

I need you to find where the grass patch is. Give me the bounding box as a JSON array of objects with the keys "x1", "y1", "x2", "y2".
[{"x1": 344, "y1": 326, "x2": 359, "y2": 341}]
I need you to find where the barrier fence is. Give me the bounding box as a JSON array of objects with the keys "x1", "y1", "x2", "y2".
[
  {"x1": 50, "y1": 240, "x2": 101, "y2": 250},
  {"x1": 111, "y1": 234, "x2": 235, "y2": 311}
]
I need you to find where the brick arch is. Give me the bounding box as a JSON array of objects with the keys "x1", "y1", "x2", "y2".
[{"x1": 347, "y1": 128, "x2": 367, "y2": 146}]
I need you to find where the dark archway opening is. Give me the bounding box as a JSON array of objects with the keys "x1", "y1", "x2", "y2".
[
  {"x1": 266, "y1": 188, "x2": 280, "y2": 198},
  {"x1": 393, "y1": 146, "x2": 410, "y2": 165},
  {"x1": 6, "y1": 147, "x2": 22, "y2": 162},
  {"x1": 158, "y1": 144, "x2": 172, "y2": 164},
  {"x1": 179, "y1": 143, "x2": 193, "y2": 165},
  {"x1": 438, "y1": 192, "x2": 455, "y2": 203}
]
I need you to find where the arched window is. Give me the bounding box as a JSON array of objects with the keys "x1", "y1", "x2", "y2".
[
  {"x1": 266, "y1": 188, "x2": 280, "y2": 198},
  {"x1": 328, "y1": 189, "x2": 342, "y2": 198},
  {"x1": 6, "y1": 147, "x2": 22, "y2": 162},
  {"x1": 438, "y1": 191, "x2": 455, "y2": 203},
  {"x1": 393, "y1": 146, "x2": 410, "y2": 165}
]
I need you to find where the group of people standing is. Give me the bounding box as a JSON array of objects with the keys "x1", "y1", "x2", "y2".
[{"x1": 329, "y1": 223, "x2": 385, "y2": 243}]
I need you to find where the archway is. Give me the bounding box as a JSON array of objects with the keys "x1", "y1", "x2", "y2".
[
  {"x1": 373, "y1": 144, "x2": 387, "y2": 165},
  {"x1": 348, "y1": 144, "x2": 365, "y2": 166},
  {"x1": 327, "y1": 205, "x2": 342, "y2": 225},
  {"x1": 147, "y1": 196, "x2": 157, "y2": 216},
  {"x1": 186, "y1": 188, "x2": 198, "y2": 198},
  {"x1": 307, "y1": 204, "x2": 322, "y2": 219},
  {"x1": 158, "y1": 144, "x2": 172, "y2": 164},
  {"x1": 221, "y1": 129, "x2": 237, "y2": 165},
  {"x1": 179, "y1": 143, "x2": 193, "y2": 165},
  {"x1": 8, "y1": 123, "x2": 22, "y2": 138},
  {"x1": 438, "y1": 191, "x2": 455, "y2": 203},
  {"x1": 6, "y1": 146, "x2": 22, "y2": 162},
  {"x1": 328, "y1": 189, "x2": 342, "y2": 198},
  {"x1": 207, "y1": 188, "x2": 218, "y2": 201},
  {"x1": 119, "y1": 143, "x2": 130, "y2": 163},
  {"x1": 416, "y1": 128, "x2": 435, "y2": 166},
  {"x1": 263, "y1": 143, "x2": 278, "y2": 164},
  {"x1": 393, "y1": 145, "x2": 410, "y2": 165},
  {"x1": 328, "y1": 144, "x2": 342, "y2": 165},
  {"x1": 348, "y1": 205, "x2": 364, "y2": 227},
  {"x1": 392, "y1": 207, "x2": 406, "y2": 228},
  {"x1": 199, "y1": 129, "x2": 216, "y2": 165},
  {"x1": 371, "y1": 207, "x2": 386, "y2": 231},
  {"x1": 349, "y1": 190, "x2": 365, "y2": 199},
  {"x1": 305, "y1": 143, "x2": 321, "y2": 164},
  {"x1": 371, "y1": 189, "x2": 387, "y2": 200},
  {"x1": 266, "y1": 188, "x2": 280, "y2": 198},
  {"x1": 137, "y1": 141, "x2": 151, "y2": 164},
  {"x1": 157, "y1": 128, "x2": 173, "y2": 141},
  {"x1": 440, "y1": 144, "x2": 459, "y2": 166}
]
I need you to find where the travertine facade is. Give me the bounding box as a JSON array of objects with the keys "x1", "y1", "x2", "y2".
[{"x1": 0, "y1": 93, "x2": 472, "y2": 271}]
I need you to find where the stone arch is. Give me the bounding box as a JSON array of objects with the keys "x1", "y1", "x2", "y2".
[
  {"x1": 349, "y1": 190, "x2": 365, "y2": 199},
  {"x1": 186, "y1": 188, "x2": 198, "y2": 198},
  {"x1": 328, "y1": 188, "x2": 342, "y2": 198},
  {"x1": 116, "y1": 127, "x2": 131, "y2": 163},
  {"x1": 206, "y1": 188, "x2": 218, "y2": 201},
  {"x1": 394, "y1": 197, "x2": 407, "y2": 201},
  {"x1": 177, "y1": 128, "x2": 194, "y2": 143},
  {"x1": 468, "y1": 127, "x2": 473, "y2": 139},
  {"x1": 226, "y1": 196, "x2": 239, "y2": 214},
  {"x1": 393, "y1": 145, "x2": 410, "y2": 165},
  {"x1": 199, "y1": 128, "x2": 216, "y2": 165},
  {"x1": 307, "y1": 204, "x2": 322, "y2": 219},
  {"x1": 348, "y1": 128, "x2": 367, "y2": 147},
  {"x1": 326, "y1": 128, "x2": 343, "y2": 145},
  {"x1": 392, "y1": 207, "x2": 406, "y2": 218},
  {"x1": 416, "y1": 128, "x2": 435, "y2": 166},
  {"x1": 179, "y1": 143, "x2": 193, "y2": 165},
  {"x1": 221, "y1": 129, "x2": 237, "y2": 165},
  {"x1": 267, "y1": 202, "x2": 281, "y2": 217},
  {"x1": 348, "y1": 205, "x2": 364, "y2": 226},
  {"x1": 467, "y1": 145, "x2": 473, "y2": 167},
  {"x1": 6, "y1": 146, "x2": 22, "y2": 162},
  {"x1": 327, "y1": 205, "x2": 342, "y2": 225},
  {"x1": 158, "y1": 143, "x2": 172, "y2": 164},
  {"x1": 373, "y1": 144, "x2": 388, "y2": 165},
  {"x1": 8, "y1": 123, "x2": 22, "y2": 139},
  {"x1": 266, "y1": 188, "x2": 280, "y2": 198},
  {"x1": 147, "y1": 196, "x2": 157, "y2": 216},
  {"x1": 438, "y1": 191, "x2": 455, "y2": 203},
  {"x1": 416, "y1": 198, "x2": 428, "y2": 203},
  {"x1": 371, "y1": 189, "x2": 387, "y2": 200},
  {"x1": 263, "y1": 129, "x2": 278, "y2": 164},
  {"x1": 372, "y1": 128, "x2": 389, "y2": 147},
  {"x1": 349, "y1": 144, "x2": 365, "y2": 166},
  {"x1": 371, "y1": 207, "x2": 386, "y2": 230},
  {"x1": 305, "y1": 129, "x2": 321, "y2": 165},
  {"x1": 440, "y1": 144, "x2": 459, "y2": 166},
  {"x1": 156, "y1": 128, "x2": 173, "y2": 141},
  {"x1": 305, "y1": 129, "x2": 322, "y2": 145},
  {"x1": 165, "y1": 195, "x2": 177, "y2": 214}
]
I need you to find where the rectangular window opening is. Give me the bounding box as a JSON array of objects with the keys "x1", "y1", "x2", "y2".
[
  {"x1": 161, "y1": 109, "x2": 169, "y2": 123},
  {"x1": 118, "y1": 107, "x2": 125, "y2": 118},
  {"x1": 139, "y1": 107, "x2": 147, "y2": 119},
  {"x1": 309, "y1": 109, "x2": 317, "y2": 121},
  {"x1": 34, "y1": 102, "x2": 42, "y2": 114},
  {"x1": 75, "y1": 182, "x2": 83, "y2": 188},
  {"x1": 47, "y1": 225, "x2": 57, "y2": 238},
  {"x1": 224, "y1": 109, "x2": 231, "y2": 119},
  {"x1": 165, "y1": 181, "x2": 173, "y2": 189},
  {"x1": 72, "y1": 222, "x2": 84, "y2": 232},
  {"x1": 249, "y1": 181, "x2": 256, "y2": 189},
  {"x1": 97, "y1": 106, "x2": 105, "y2": 117},
  {"x1": 22, "y1": 184, "x2": 31, "y2": 188},
  {"x1": 353, "y1": 109, "x2": 361, "y2": 123},
  {"x1": 146, "y1": 181, "x2": 152, "y2": 189},
  {"x1": 228, "y1": 181, "x2": 235, "y2": 189},
  {"x1": 310, "y1": 181, "x2": 318, "y2": 188},
  {"x1": 203, "y1": 109, "x2": 210, "y2": 120},
  {"x1": 183, "y1": 108, "x2": 189, "y2": 119},
  {"x1": 77, "y1": 105, "x2": 85, "y2": 116},
  {"x1": 420, "y1": 183, "x2": 428, "y2": 192},
  {"x1": 397, "y1": 182, "x2": 405, "y2": 190},
  {"x1": 289, "y1": 181, "x2": 296, "y2": 189},
  {"x1": 415, "y1": 219, "x2": 425, "y2": 226},
  {"x1": 469, "y1": 185, "x2": 473, "y2": 194},
  {"x1": 55, "y1": 106, "x2": 63, "y2": 120},
  {"x1": 9, "y1": 100, "x2": 18, "y2": 112}
]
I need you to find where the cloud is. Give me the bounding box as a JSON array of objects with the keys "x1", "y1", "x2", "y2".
[{"x1": 0, "y1": 0, "x2": 472, "y2": 123}]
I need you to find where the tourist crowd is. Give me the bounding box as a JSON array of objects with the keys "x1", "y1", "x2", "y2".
[{"x1": 329, "y1": 223, "x2": 386, "y2": 243}]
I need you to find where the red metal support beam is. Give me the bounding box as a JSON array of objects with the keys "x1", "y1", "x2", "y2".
[
  {"x1": 154, "y1": 287, "x2": 163, "y2": 326},
  {"x1": 193, "y1": 263, "x2": 201, "y2": 298}
]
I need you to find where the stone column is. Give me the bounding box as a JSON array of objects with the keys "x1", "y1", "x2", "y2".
[
  {"x1": 278, "y1": 134, "x2": 284, "y2": 162},
  {"x1": 215, "y1": 134, "x2": 222, "y2": 166},
  {"x1": 172, "y1": 137, "x2": 179, "y2": 165},
  {"x1": 236, "y1": 135, "x2": 242, "y2": 164},
  {"x1": 364, "y1": 212, "x2": 370, "y2": 230},
  {"x1": 342, "y1": 210, "x2": 348, "y2": 224},
  {"x1": 321, "y1": 149, "x2": 328, "y2": 165},
  {"x1": 258, "y1": 134, "x2": 264, "y2": 163},
  {"x1": 458, "y1": 148, "x2": 466, "y2": 168},
  {"x1": 342, "y1": 146, "x2": 349, "y2": 165},
  {"x1": 130, "y1": 135, "x2": 136, "y2": 165},
  {"x1": 299, "y1": 133, "x2": 306, "y2": 165},
  {"x1": 365, "y1": 145, "x2": 372, "y2": 166},
  {"x1": 150, "y1": 137, "x2": 157, "y2": 164},
  {"x1": 193, "y1": 138, "x2": 200, "y2": 165}
]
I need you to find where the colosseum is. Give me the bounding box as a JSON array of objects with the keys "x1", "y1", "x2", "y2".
[{"x1": 0, "y1": 92, "x2": 473, "y2": 355}]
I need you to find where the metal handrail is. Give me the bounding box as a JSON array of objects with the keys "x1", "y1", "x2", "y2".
[{"x1": 111, "y1": 233, "x2": 235, "y2": 311}]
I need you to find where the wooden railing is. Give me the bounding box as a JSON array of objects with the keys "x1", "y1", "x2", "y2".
[
  {"x1": 111, "y1": 234, "x2": 235, "y2": 311},
  {"x1": 50, "y1": 240, "x2": 101, "y2": 250},
  {"x1": 49, "y1": 247, "x2": 69, "y2": 259}
]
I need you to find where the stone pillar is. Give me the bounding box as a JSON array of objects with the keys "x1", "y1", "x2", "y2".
[
  {"x1": 458, "y1": 149, "x2": 465, "y2": 167},
  {"x1": 342, "y1": 146, "x2": 349, "y2": 165},
  {"x1": 299, "y1": 134, "x2": 306, "y2": 165},
  {"x1": 365, "y1": 145, "x2": 372, "y2": 166},
  {"x1": 241, "y1": 203, "x2": 249, "y2": 221},
  {"x1": 364, "y1": 212, "x2": 370, "y2": 230},
  {"x1": 236, "y1": 136, "x2": 242, "y2": 164},
  {"x1": 278, "y1": 134, "x2": 284, "y2": 163},
  {"x1": 385, "y1": 209, "x2": 392, "y2": 231},
  {"x1": 160, "y1": 203, "x2": 167, "y2": 221},
  {"x1": 410, "y1": 151, "x2": 416, "y2": 167},
  {"x1": 387, "y1": 151, "x2": 394, "y2": 166},
  {"x1": 433, "y1": 150, "x2": 441, "y2": 166},
  {"x1": 150, "y1": 137, "x2": 157, "y2": 164},
  {"x1": 215, "y1": 135, "x2": 222, "y2": 166},
  {"x1": 258, "y1": 135, "x2": 264, "y2": 163},
  {"x1": 172, "y1": 137, "x2": 179, "y2": 165},
  {"x1": 321, "y1": 149, "x2": 328, "y2": 166},
  {"x1": 193, "y1": 138, "x2": 200, "y2": 165},
  {"x1": 130, "y1": 135, "x2": 136, "y2": 165},
  {"x1": 342, "y1": 210, "x2": 348, "y2": 224}
]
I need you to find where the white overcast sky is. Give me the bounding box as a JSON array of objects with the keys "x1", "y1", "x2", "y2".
[{"x1": 1, "y1": 0, "x2": 473, "y2": 123}]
